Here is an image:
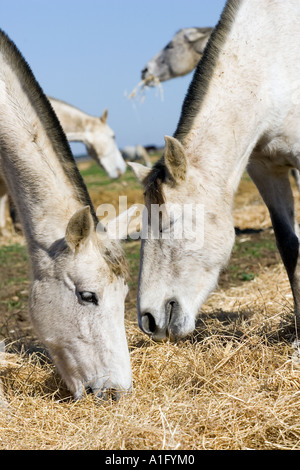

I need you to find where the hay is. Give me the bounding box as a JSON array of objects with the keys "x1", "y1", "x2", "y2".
[{"x1": 0, "y1": 317, "x2": 300, "y2": 450}]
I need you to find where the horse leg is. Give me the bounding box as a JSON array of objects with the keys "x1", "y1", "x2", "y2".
[
  {"x1": 0, "y1": 193, "x2": 8, "y2": 231},
  {"x1": 248, "y1": 159, "x2": 300, "y2": 331},
  {"x1": 291, "y1": 169, "x2": 300, "y2": 193}
]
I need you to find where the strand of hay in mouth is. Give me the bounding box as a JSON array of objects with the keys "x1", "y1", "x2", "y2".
[{"x1": 126, "y1": 76, "x2": 164, "y2": 103}]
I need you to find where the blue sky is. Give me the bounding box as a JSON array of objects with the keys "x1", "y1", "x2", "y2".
[{"x1": 0, "y1": 0, "x2": 226, "y2": 154}]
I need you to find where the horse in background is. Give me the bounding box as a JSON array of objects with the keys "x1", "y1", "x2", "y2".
[{"x1": 49, "y1": 97, "x2": 126, "y2": 179}]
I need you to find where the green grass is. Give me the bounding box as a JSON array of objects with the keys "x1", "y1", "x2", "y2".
[
  {"x1": 79, "y1": 160, "x2": 142, "y2": 192},
  {"x1": 226, "y1": 232, "x2": 278, "y2": 283},
  {"x1": 0, "y1": 244, "x2": 29, "y2": 288},
  {"x1": 233, "y1": 238, "x2": 277, "y2": 259},
  {"x1": 123, "y1": 241, "x2": 141, "y2": 290},
  {"x1": 0, "y1": 243, "x2": 30, "y2": 341},
  {"x1": 0, "y1": 243, "x2": 28, "y2": 265}
]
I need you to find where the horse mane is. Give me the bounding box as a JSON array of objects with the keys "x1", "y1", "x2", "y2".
[
  {"x1": 174, "y1": 0, "x2": 244, "y2": 142},
  {"x1": 0, "y1": 29, "x2": 98, "y2": 226},
  {"x1": 103, "y1": 240, "x2": 129, "y2": 279}
]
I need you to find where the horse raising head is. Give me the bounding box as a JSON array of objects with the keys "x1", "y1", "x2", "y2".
[{"x1": 141, "y1": 28, "x2": 212, "y2": 85}]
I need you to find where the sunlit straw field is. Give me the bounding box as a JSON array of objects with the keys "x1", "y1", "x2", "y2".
[{"x1": 1, "y1": 154, "x2": 300, "y2": 450}]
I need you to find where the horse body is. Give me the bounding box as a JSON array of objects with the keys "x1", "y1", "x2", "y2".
[
  {"x1": 122, "y1": 145, "x2": 152, "y2": 168},
  {"x1": 131, "y1": 0, "x2": 300, "y2": 341},
  {"x1": 49, "y1": 97, "x2": 126, "y2": 179},
  {"x1": 0, "y1": 30, "x2": 131, "y2": 399}
]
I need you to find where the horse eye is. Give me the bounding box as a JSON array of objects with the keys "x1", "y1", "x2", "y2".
[{"x1": 79, "y1": 291, "x2": 98, "y2": 305}]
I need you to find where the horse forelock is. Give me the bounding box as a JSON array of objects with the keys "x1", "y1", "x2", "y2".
[
  {"x1": 103, "y1": 240, "x2": 129, "y2": 279},
  {"x1": 143, "y1": 158, "x2": 167, "y2": 210}
]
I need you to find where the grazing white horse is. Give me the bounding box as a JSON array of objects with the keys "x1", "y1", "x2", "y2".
[
  {"x1": 0, "y1": 29, "x2": 132, "y2": 399},
  {"x1": 48, "y1": 97, "x2": 126, "y2": 179},
  {"x1": 130, "y1": 0, "x2": 300, "y2": 341}
]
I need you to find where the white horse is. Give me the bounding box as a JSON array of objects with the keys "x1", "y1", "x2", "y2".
[
  {"x1": 130, "y1": 0, "x2": 300, "y2": 341},
  {"x1": 48, "y1": 97, "x2": 126, "y2": 179},
  {"x1": 0, "y1": 29, "x2": 132, "y2": 399}
]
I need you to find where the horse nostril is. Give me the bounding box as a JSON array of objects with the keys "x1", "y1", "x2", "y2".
[
  {"x1": 141, "y1": 312, "x2": 157, "y2": 335},
  {"x1": 84, "y1": 384, "x2": 94, "y2": 396},
  {"x1": 96, "y1": 388, "x2": 121, "y2": 402},
  {"x1": 141, "y1": 67, "x2": 148, "y2": 79}
]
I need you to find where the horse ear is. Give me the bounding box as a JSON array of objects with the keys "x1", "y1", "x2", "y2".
[
  {"x1": 65, "y1": 206, "x2": 94, "y2": 251},
  {"x1": 164, "y1": 136, "x2": 187, "y2": 182},
  {"x1": 100, "y1": 108, "x2": 108, "y2": 123},
  {"x1": 184, "y1": 28, "x2": 211, "y2": 54},
  {"x1": 184, "y1": 29, "x2": 207, "y2": 42},
  {"x1": 127, "y1": 162, "x2": 151, "y2": 183}
]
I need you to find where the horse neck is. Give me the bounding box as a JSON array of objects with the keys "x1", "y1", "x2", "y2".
[
  {"x1": 50, "y1": 98, "x2": 96, "y2": 144},
  {"x1": 0, "y1": 67, "x2": 92, "y2": 252},
  {"x1": 175, "y1": 0, "x2": 277, "y2": 203}
]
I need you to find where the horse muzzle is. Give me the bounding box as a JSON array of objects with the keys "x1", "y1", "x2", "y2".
[
  {"x1": 138, "y1": 299, "x2": 194, "y2": 342},
  {"x1": 73, "y1": 378, "x2": 132, "y2": 401}
]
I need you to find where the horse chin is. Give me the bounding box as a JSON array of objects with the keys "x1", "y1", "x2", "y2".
[
  {"x1": 100, "y1": 150, "x2": 127, "y2": 179},
  {"x1": 148, "y1": 317, "x2": 196, "y2": 343},
  {"x1": 141, "y1": 73, "x2": 157, "y2": 87},
  {"x1": 168, "y1": 313, "x2": 196, "y2": 342},
  {"x1": 141, "y1": 67, "x2": 169, "y2": 86},
  {"x1": 55, "y1": 358, "x2": 132, "y2": 402}
]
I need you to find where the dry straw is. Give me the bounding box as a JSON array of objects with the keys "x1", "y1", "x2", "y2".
[
  {"x1": 1, "y1": 309, "x2": 300, "y2": 450},
  {"x1": 1, "y1": 170, "x2": 300, "y2": 449},
  {"x1": 126, "y1": 75, "x2": 164, "y2": 103}
]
